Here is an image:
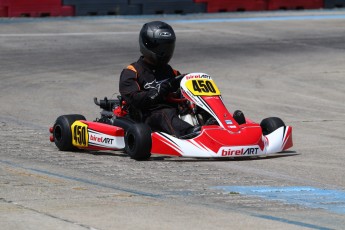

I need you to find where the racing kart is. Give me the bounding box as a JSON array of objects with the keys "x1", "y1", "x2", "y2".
[{"x1": 49, "y1": 73, "x2": 293, "y2": 160}]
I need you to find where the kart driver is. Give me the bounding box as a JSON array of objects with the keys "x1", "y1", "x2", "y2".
[{"x1": 119, "y1": 21, "x2": 200, "y2": 137}]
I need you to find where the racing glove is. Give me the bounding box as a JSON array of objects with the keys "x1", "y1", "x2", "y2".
[
  {"x1": 171, "y1": 73, "x2": 187, "y2": 90},
  {"x1": 158, "y1": 81, "x2": 172, "y2": 97},
  {"x1": 147, "y1": 81, "x2": 171, "y2": 100}
]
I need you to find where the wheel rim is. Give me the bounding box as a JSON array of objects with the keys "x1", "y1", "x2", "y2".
[
  {"x1": 127, "y1": 133, "x2": 136, "y2": 151},
  {"x1": 54, "y1": 125, "x2": 62, "y2": 142}
]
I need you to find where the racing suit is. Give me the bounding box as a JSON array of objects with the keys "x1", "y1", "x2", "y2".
[{"x1": 119, "y1": 56, "x2": 193, "y2": 137}]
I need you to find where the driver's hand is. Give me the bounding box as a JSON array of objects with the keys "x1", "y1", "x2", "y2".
[
  {"x1": 171, "y1": 73, "x2": 187, "y2": 89},
  {"x1": 158, "y1": 81, "x2": 171, "y2": 96}
]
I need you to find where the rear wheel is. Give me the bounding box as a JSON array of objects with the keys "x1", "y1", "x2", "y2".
[
  {"x1": 260, "y1": 117, "x2": 285, "y2": 135},
  {"x1": 53, "y1": 114, "x2": 86, "y2": 151},
  {"x1": 124, "y1": 123, "x2": 152, "y2": 160}
]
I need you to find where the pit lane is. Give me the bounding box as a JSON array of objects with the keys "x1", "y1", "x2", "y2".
[{"x1": 1, "y1": 11, "x2": 345, "y2": 229}]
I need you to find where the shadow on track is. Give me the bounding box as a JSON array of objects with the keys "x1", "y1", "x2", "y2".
[{"x1": 81, "y1": 150, "x2": 299, "y2": 162}]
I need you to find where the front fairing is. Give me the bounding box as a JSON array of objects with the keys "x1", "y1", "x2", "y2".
[
  {"x1": 180, "y1": 73, "x2": 241, "y2": 131},
  {"x1": 151, "y1": 125, "x2": 266, "y2": 157},
  {"x1": 151, "y1": 124, "x2": 292, "y2": 158},
  {"x1": 150, "y1": 73, "x2": 293, "y2": 158}
]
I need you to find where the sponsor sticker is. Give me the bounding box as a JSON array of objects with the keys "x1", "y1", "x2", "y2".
[
  {"x1": 159, "y1": 31, "x2": 172, "y2": 37},
  {"x1": 88, "y1": 131, "x2": 116, "y2": 148},
  {"x1": 225, "y1": 120, "x2": 233, "y2": 125},
  {"x1": 71, "y1": 121, "x2": 89, "y2": 147},
  {"x1": 218, "y1": 146, "x2": 260, "y2": 156},
  {"x1": 185, "y1": 79, "x2": 220, "y2": 96},
  {"x1": 185, "y1": 74, "x2": 211, "y2": 80}
]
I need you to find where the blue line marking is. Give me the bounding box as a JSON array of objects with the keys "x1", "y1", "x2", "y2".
[
  {"x1": 30, "y1": 168, "x2": 162, "y2": 198},
  {"x1": 0, "y1": 159, "x2": 337, "y2": 229},
  {"x1": 214, "y1": 186, "x2": 345, "y2": 215},
  {"x1": 0, "y1": 160, "x2": 161, "y2": 198}
]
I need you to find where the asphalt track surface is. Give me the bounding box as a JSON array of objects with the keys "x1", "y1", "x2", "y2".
[{"x1": 1, "y1": 10, "x2": 345, "y2": 230}]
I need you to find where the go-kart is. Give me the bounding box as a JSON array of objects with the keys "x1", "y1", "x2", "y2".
[{"x1": 49, "y1": 73, "x2": 293, "y2": 160}]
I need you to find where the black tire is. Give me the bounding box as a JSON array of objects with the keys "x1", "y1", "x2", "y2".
[
  {"x1": 53, "y1": 114, "x2": 86, "y2": 151},
  {"x1": 124, "y1": 123, "x2": 152, "y2": 160},
  {"x1": 260, "y1": 117, "x2": 285, "y2": 135}
]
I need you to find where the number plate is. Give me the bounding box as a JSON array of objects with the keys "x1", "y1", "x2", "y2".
[
  {"x1": 71, "y1": 121, "x2": 89, "y2": 147},
  {"x1": 185, "y1": 79, "x2": 220, "y2": 96}
]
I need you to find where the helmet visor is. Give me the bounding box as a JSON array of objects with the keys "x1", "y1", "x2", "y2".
[{"x1": 150, "y1": 42, "x2": 175, "y2": 60}]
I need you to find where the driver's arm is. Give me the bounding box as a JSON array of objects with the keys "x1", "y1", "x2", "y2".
[{"x1": 119, "y1": 68, "x2": 165, "y2": 109}]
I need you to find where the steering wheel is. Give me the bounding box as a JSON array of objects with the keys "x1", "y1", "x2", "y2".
[
  {"x1": 165, "y1": 74, "x2": 188, "y2": 104},
  {"x1": 166, "y1": 92, "x2": 187, "y2": 103}
]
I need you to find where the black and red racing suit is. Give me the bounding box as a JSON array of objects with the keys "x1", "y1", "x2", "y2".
[{"x1": 119, "y1": 56, "x2": 193, "y2": 137}]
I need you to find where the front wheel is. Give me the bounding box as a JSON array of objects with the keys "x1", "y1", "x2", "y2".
[
  {"x1": 124, "y1": 124, "x2": 152, "y2": 160},
  {"x1": 260, "y1": 117, "x2": 285, "y2": 135},
  {"x1": 53, "y1": 114, "x2": 86, "y2": 151}
]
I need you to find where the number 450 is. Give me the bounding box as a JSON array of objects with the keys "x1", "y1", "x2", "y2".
[{"x1": 192, "y1": 80, "x2": 216, "y2": 93}]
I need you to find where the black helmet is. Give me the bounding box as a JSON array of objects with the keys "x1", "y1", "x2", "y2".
[{"x1": 139, "y1": 21, "x2": 176, "y2": 66}]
